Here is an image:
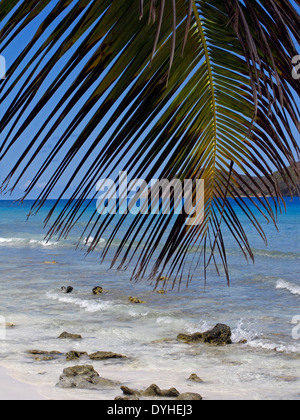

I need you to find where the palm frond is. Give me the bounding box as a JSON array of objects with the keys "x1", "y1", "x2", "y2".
[{"x1": 0, "y1": 0, "x2": 299, "y2": 288}]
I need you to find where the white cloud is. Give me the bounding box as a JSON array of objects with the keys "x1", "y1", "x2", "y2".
[
  {"x1": 23, "y1": 180, "x2": 32, "y2": 189},
  {"x1": 22, "y1": 180, "x2": 46, "y2": 190}
]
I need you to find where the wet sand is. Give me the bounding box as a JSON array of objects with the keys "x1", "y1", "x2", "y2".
[{"x1": 0, "y1": 365, "x2": 46, "y2": 400}]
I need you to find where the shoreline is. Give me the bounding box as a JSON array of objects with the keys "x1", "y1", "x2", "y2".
[{"x1": 0, "y1": 364, "x2": 46, "y2": 400}]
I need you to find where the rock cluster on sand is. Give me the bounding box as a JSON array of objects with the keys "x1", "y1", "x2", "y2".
[
  {"x1": 120, "y1": 384, "x2": 179, "y2": 398},
  {"x1": 117, "y1": 384, "x2": 202, "y2": 400},
  {"x1": 56, "y1": 365, "x2": 119, "y2": 389},
  {"x1": 177, "y1": 323, "x2": 232, "y2": 346}
]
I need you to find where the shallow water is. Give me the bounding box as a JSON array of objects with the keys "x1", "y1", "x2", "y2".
[{"x1": 0, "y1": 198, "x2": 299, "y2": 400}]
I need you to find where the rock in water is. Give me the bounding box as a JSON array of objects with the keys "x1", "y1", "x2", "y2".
[
  {"x1": 61, "y1": 286, "x2": 73, "y2": 294},
  {"x1": 177, "y1": 324, "x2": 232, "y2": 346},
  {"x1": 188, "y1": 373, "x2": 203, "y2": 383},
  {"x1": 66, "y1": 351, "x2": 87, "y2": 361},
  {"x1": 27, "y1": 350, "x2": 62, "y2": 355},
  {"x1": 58, "y1": 331, "x2": 82, "y2": 340},
  {"x1": 56, "y1": 365, "x2": 119, "y2": 389},
  {"x1": 156, "y1": 290, "x2": 166, "y2": 294},
  {"x1": 92, "y1": 286, "x2": 103, "y2": 295},
  {"x1": 27, "y1": 350, "x2": 63, "y2": 362},
  {"x1": 128, "y1": 297, "x2": 146, "y2": 304},
  {"x1": 202, "y1": 324, "x2": 232, "y2": 345},
  {"x1": 89, "y1": 351, "x2": 127, "y2": 361},
  {"x1": 177, "y1": 332, "x2": 204, "y2": 343}
]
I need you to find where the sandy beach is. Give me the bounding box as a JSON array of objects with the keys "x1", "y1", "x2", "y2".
[{"x1": 0, "y1": 365, "x2": 46, "y2": 400}]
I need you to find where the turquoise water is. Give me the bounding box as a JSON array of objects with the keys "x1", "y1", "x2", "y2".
[{"x1": 0, "y1": 198, "x2": 299, "y2": 400}]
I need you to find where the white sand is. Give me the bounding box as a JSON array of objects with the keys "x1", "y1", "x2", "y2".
[{"x1": 0, "y1": 365, "x2": 46, "y2": 400}]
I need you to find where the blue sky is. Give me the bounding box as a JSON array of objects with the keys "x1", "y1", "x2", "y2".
[{"x1": 0, "y1": 0, "x2": 299, "y2": 201}]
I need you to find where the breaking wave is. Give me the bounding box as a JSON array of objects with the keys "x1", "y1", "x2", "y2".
[
  {"x1": 276, "y1": 280, "x2": 300, "y2": 296},
  {"x1": 46, "y1": 292, "x2": 114, "y2": 313},
  {"x1": 0, "y1": 237, "x2": 58, "y2": 248}
]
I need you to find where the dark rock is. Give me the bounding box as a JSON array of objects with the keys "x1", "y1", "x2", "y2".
[
  {"x1": 115, "y1": 396, "x2": 140, "y2": 401},
  {"x1": 27, "y1": 350, "x2": 63, "y2": 361},
  {"x1": 188, "y1": 373, "x2": 203, "y2": 383},
  {"x1": 35, "y1": 356, "x2": 56, "y2": 361},
  {"x1": 27, "y1": 350, "x2": 62, "y2": 356},
  {"x1": 177, "y1": 324, "x2": 232, "y2": 346},
  {"x1": 176, "y1": 393, "x2": 202, "y2": 400},
  {"x1": 89, "y1": 351, "x2": 127, "y2": 361},
  {"x1": 61, "y1": 286, "x2": 73, "y2": 294},
  {"x1": 120, "y1": 386, "x2": 142, "y2": 397},
  {"x1": 66, "y1": 351, "x2": 87, "y2": 361},
  {"x1": 93, "y1": 286, "x2": 103, "y2": 295},
  {"x1": 177, "y1": 332, "x2": 204, "y2": 343},
  {"x1": 128, "y1": 297, "x2": 146, "y2": 304},
  {"x1": 56, "y1": 365, "x2": 119, "y2": 389},
  {"x1": 58, "y1": 331, "x2": 82, "y2": 340},
  {"x1": 143, "y1": 384, "x2": 180, "y2": 398},
  {"x1": 159, "y1": 388, "x2": 180, "y2": 398},
  {"x1": 121, "y1": 384, "x2": 180, "y2": 398},
  {"x1": 143, "y1": 384, "x2": 164, "y2": 397},
  {"x1": 202, "y1": 324, "x2": 232, "y2": 345}
]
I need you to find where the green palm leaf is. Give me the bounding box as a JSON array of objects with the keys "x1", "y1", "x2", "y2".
[{"x1": 0, "y1": 0, "x2": 299, "y2": 288}]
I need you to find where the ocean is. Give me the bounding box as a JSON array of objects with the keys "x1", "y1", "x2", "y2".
[{"x1": 0, "y1": 198, "x2": 299, "y2": 400}]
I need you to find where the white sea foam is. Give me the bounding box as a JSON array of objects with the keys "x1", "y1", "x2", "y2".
[
  {"x1": 0, "y1": 237, "x2": 58, "y2": 248},
  {"x1": 84, "y1": 236, "x2": 105, "y2": 245},
  {"x1": 186, "y1": 320, "x2": 212, "y2": 335},
  {"x1": 245, "y1": 339, "x2": 299, "y2": 354},
  {"x1": 232, "y1": 320, "x2": 300, "y2": 354},
  {"x1": 128, "y1": 309, "x2": 150, "y2": 318},
  {"x1": 28, "y1": 239, "x2": 57, "y2": 247},
  {"x1": 276, "y1": 280, "x2": 300, "y2": 296},
  {"x1": 0, "y1": 237, "x2": 24, "y2": 245},
  {"x1": 253, "y1": 248, "x2": 300, "y2": 260},
  {"x1": 46, "y1": 292, "x2": 113, "y2": 313},
  {"x1": 156, "y1": 316, "x2": 174, "y2": 325},
  {"x1": 232, "y1": 320, "x2": 260, "y2": 342}
]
